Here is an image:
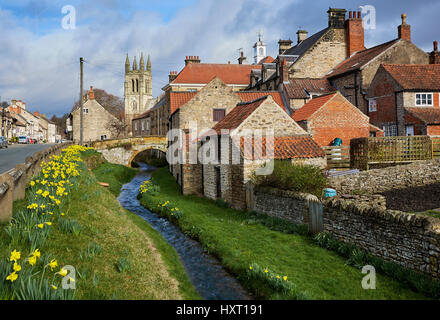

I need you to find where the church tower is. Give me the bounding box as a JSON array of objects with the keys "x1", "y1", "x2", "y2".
[
  {"x1": 124, "y1": 52, "x2": 153, "y2": 135},
  {"x1": 253, "y1": 32, "x2": 267, "y2": 64}
]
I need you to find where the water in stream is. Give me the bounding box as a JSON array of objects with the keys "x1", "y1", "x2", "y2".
[{"x1": 117, "y1": 163, "x2": 250, "y2": 300}]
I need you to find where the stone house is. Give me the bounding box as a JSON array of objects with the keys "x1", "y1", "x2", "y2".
[
  {"x1": 149, "y1": 56, "x2": 262, "y2": 136},
  {"x1": 325, "y1": 14, "x2": 429, "y2": 116},
  {"x1": 367, "y1": 62, "x2": 440, "y2": 136},
  {"x1": 8, "y1": 100, "x2": 40, "y2": 140},
  {"x1": 132, "y1": 109, "x2": 152, "y2": 137},
  {"x1": 248, "y1": 8, "x2": 363, "y2": 91},
  {"x1": 199, "y1": 95, "x2": 325, "y2": 209},
  {"x1": 292, "y1": 91, "x2": 382, "y2": 147},
  {"x1": 69, "y1": 86, "x2": 123, "y2": 144},
  {"x1": 168, "y1": 77, "x2": 291, "y2": 193}
]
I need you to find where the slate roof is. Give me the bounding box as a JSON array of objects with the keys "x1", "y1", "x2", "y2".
[
  {"x1": 133, "y1": 109, "x2": 151, "y2": 120},
  {"x1": 282, "y1": 28, "x2": 329, "y2": 58},
  {"x1": 291, "y1": 92, "x2": 337, "y2": 121},
  {"x1": 326, "y1": 39, "x2": 398, "y2": 78},
  {"x1": 239, "y1": 136, "x2": 325, "y2": 160},
  {"x1": 284, "y1": 78, "x2": 335, "y2": 99},
  {"x1": 382, "y1": 64, "x2": 440, "y2": 90},
  {"x1": 405, "y1": 107, "x2": 440, "y2": 125},
  {"x1": 170, "y1": 63, "x2": 261, "y2": 85}
]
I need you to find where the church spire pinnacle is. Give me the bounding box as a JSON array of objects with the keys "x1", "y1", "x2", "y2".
[
  {"x1": 139, "y1": 52, "x2": 145, "y2": 71},
  {"x1": 125, "y1": 53, "x2": 130, "y2": 73},
  {"x1": 133, "y1": 56, "x2": 138, "y2": 71},
  {"x1": 147, "y1": 54, "x2": 151, "y2": 72}
]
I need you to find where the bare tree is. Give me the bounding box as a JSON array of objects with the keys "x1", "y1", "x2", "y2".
[{"x1": 105, "y1": 116, "x2": 127, "y2": 138}]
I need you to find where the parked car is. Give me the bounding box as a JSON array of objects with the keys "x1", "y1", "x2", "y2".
[
  {"x1": 18, "y1": 136, "x2": 28, "y2": 144},
  {"x1": 27, "y1": 137, "x2": 34, "y2": 144},
  {"x1": 0, "y1": 136, "x2": 8, "y2": 148}
]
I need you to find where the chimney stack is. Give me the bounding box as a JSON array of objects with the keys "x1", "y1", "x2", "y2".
[
  {"x1": 398, "y1": 13, "x2": 411, "y2": 42},
  {"x1": 185, "y1": 56, "x2": 201, "y2": 66},
  {"x1": 296, "y1": 31, "x2": 308, "y2": 44},
  {"x1": 33, "y1": 111, "x2": 39, "y2": 117},
  {"x1": 328, "y1": 8, "x2": 347, "y2": 29},
  {"x1": 88, "y1": 86, "x2": 95, "y2": 100},
  {"x1": 280, "y1": 59, "x2": 289, "y2": 83},
  {"x1": 169, "y1": 71, "x2": 178, "y2": 82},
  {"x1": 430, "y1": 41, "x2": 440, "y2": 64},
  {"x1": 238, "y1": 51, "x2": 247, "y2": 64},
  {"x1": 278, "y1": 39, "x2": 293, "y2": 54},
  {"x1": 345, "y1": 10, "x2": 364, "y2": 57}
]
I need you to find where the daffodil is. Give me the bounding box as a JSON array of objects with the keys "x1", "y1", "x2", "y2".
[
  {"x1": 37, "y1": 223, "x2": 44, "y2": 229},
  {"x1": 249, "y1": 266, "x2": 253, "y2": 270},
  {"x1": 283, "y1": 276, "x2": 287, "y2": 281},
  {"x1": 28, "y1": 255, "x2": 37, "y2": 266},
  {"x1": 57, "y1": 268, "x2": 68, "y2": 277},
  {"x1": 30, "y1": 181, "x2": 35, "y2": 187},
  {"x1": 264, "y1": 269, "x2": 268, "y2": 273},
  {"x1": 51, "y1": 285, "x2": 58, "y2": 290},
  {"x1": 32, "y1": 249, "x2": 41, "y2": 258},
  {"x1": 10, "y1": 250, "x2": 21, "y2": 262},
  {"x1": 6, "y1": 272, "x2": 18, "y2": 282},
  {"x1": 48, "y1": 259, "x2": 58, "y2": 271},
  {"x1": 13, "y1": 262, "x2": 21, "y2": 272}
]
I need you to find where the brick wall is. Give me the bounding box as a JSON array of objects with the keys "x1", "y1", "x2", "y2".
[{"x1": 307, "y1": 94, "x2": 370, "y2": 146}]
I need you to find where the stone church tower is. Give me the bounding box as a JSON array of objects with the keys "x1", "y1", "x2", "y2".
[{"x1": 124, "y1": 53, "x2": 153, "y2": 135}]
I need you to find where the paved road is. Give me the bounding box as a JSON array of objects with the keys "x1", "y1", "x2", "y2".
[{"x1": 0, "y1": 144, "x2": 56, "y2": 174}]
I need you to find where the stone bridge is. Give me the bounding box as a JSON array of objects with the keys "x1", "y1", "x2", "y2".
[{"x1": 92, "y1": 136, "x2": 168, "y2": 166}]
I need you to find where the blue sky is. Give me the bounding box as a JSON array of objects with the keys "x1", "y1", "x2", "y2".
[{"x1": 0, "y1": 0, "x2": 439, "y2": 117}]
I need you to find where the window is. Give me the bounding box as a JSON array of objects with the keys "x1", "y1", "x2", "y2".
[
  {"x1": 415, "y1": 93, "x2": 433, "y2": 106},
  {"x1": 100, "y1": 135, "x2": 107, "y2": 141},
  {"x1": 383, "y1": 124, "x2": 397, "y2": 136},
  {"x1": 83, "y1": 108, "x2": 88, "y2": 114},
  {"x1": 141, "y1": 121, "x2": 145, "y2": 131},
  {"x1": 134, "y1": 122, "x2": 138, "y2": 131},
  {"x1": 213, "y1": 109, "x2": 226, "y2": 122},
  {"x1": 369, "y1": 99, "x2": 377, "y2": 112}
]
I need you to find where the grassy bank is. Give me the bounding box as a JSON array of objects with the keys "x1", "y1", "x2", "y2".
[
  {"x1": 139, "y1": 167, "x2": 428, "y2": 300},
  {"x1": 0, "y1": 148, "x2": 199, "y2": 300}
]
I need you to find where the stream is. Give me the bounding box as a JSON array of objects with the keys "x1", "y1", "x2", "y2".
[{"x1": 117, "y1": 163, "x2": 250, "y2": 300}]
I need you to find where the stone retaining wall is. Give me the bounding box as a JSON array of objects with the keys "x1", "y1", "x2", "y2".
[{"x1": 0, "y1": 143, "x2": 72, "y2": 223}]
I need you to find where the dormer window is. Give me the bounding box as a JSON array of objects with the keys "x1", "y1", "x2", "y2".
[{"x1": 415, "y1": 93, "x2": 433, "y2": 106}]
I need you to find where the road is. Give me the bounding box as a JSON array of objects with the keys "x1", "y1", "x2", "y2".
[{"x1": 0, "y1": 144, "x2": 56, "y2": 174}]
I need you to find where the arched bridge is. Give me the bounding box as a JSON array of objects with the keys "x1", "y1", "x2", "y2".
[{"x1": 92, "y1": 136, "x2": 168, "y2": 167}]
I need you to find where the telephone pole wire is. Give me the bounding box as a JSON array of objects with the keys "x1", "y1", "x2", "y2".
[{"x1": 79, "y1": 57, "x2": 84, "y2": 145}]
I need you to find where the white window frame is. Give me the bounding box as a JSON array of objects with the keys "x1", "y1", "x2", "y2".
[
  {"x1": 83, "y1": 108, "x2": 89, "y2": 114},
  {"x1": 141, "y1": 121, "x2": 145, "y2": 131},
  {"x1": 383, "y1": 124, "x2": 397, "y2": 137},
  {"x1": 134, "y1": 122, "x2": 138, "y2": 131},
  {"x1": 369, "y1": 99, "x2": 377, "y2": 112},
  {"x1": 415, "y1": 93, "x2": 433, "y2": 106}
]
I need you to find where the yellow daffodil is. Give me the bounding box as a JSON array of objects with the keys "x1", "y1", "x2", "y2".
[
  {"x1": 28, "y1": 255, "x2": 37, "y2": 266},
  {"x1": 45, "y1": 222, "x2": 52, "y2": 226},
  {"x1": 48, "y1": 259, "x2": 58, "y2": 271},
  {"x1": 283, "y1": 276, "x2": 287, "y2": 281},
  {"x1": 6, "y1": 272, "x2": 18, "y2": 282},
  {"x1": 37, "y1": 224, "x2": 44, "y2": 229},
  {"x1": 32, "y1": 249, "x2": 41, "y2": 258},
  {"x1": 264, "y1": 269, "x2": 268, "y2": 273},
  {"x1": 249, "y1": 266, "x2": 253, "y2": 270},
  {"x1": 13, "y1": 262, "x2": 21, "y2": 272},
  {"x1": 57, "y1": 268, "x2": 68, "y2": 277},
  {"x1": 51, "y1": 285, "x2": 57, "y2": 290},
  {"x1": 10, "y1": 250, "x2": 21, "y2": 262},
  {"x1": 30, "y1": 181, "x2": 35, "y2": 187}
]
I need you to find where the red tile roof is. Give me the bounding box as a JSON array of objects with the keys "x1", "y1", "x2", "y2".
[
  {"x1": 284, "y1": 78, "x2": 335, "y2": 99},
  {"x1": 326, "y1": 39, "x2": 398, "y2": 78},
  {"x1": 291, "y1": 92, "x2": 337, "y2": 121},
  {"x1": 258, "y1": 56, "x2": 275, "y2": 64},
  {"x1": 405, "y1": 107, "x2": 440, "y2": 125},
  {"x1": 238, "y1": 136, "x2": 325, "y2": 160},
  {"x1": 170, "y1": 92, "x2": 197, "y2": 114},
  {"x1": 171, "y1": 63, "x2": 261, "y2": 85},
  {"x1": 211, "y1": 96, "x2": 269, "y2": 134},
  {"x1": 237, "y1": 91, "x2": 288, "y2": 112},
  {"x1": 382, "y1": 64, "x2": 440, "y2": 90}
]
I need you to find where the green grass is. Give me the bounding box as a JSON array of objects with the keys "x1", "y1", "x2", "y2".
[
  {"x1": 414, "y1": 210, "x2": 440, "y2": 219},
  {"x1": 140, "y1": 167, "x2": 429, "y2": 300},
  {"x1": 0, "y1": 154, "x2": 200, "y2": 300},
  {"x1": 92, "y1": 162, "x2": 138, "y2": 197}
]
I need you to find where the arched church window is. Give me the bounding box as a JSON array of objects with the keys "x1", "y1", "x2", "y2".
[
  {"x1": 132, "y1": 100, "x2": 138, "y2": 111},
  {"x1": 259, "y1": 47, "x2": 264, "y2": 56},
  {"x1": 136, "y1": 79, "x2": 139, "y2": 92},
  {"x1": 132, "y1": 79, "x2": 135, "y2": 92}
]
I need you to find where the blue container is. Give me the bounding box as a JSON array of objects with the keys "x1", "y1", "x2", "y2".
[
  {"x1": 332, "y1": 138, "x2": 342, "y2": 146},
  {"x1": 324, "y1": 188, "x2": 337, "y2": 198}
]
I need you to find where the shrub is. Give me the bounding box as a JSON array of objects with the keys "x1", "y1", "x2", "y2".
[{"x1": 251, "y1": 160, "x2": 327, "y2": 197}]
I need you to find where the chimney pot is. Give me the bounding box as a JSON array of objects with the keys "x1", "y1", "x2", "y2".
[{"x1": 349, "y1": 11, "x2": 352, "y2": 19}]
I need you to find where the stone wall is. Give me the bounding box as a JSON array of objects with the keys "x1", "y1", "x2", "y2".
[
  {"x1": 248, "y1": 185, "x2": 317, "y2": 224},
  {"x1": 0, "y1": 143, "x2": 72, "y2": 223},
  {"x1": 323, "y1": 197, "x2": 440, "y2": 279},
  {"x1": 329, "y1": 159, "x2": 440, "y2": 195}
]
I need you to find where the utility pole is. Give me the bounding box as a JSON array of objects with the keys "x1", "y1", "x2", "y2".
[{"x1": 79, "y1": 57, "x2": 84, "y2": 145}]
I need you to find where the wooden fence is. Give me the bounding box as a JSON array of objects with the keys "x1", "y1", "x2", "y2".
[
  {"x1": 432, "y1": 137, "x2": 440, "y2": 159},
  {"x1": 322, "y1": 146, "x2": 350, "y2": 170},
  {"x1": 351, "y1": 136, "x2": 434, "y2": 170}
]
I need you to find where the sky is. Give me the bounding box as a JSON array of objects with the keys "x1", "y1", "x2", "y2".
[{"x1": 0, "y1": 0, "x2": 439, "y2": 117}]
